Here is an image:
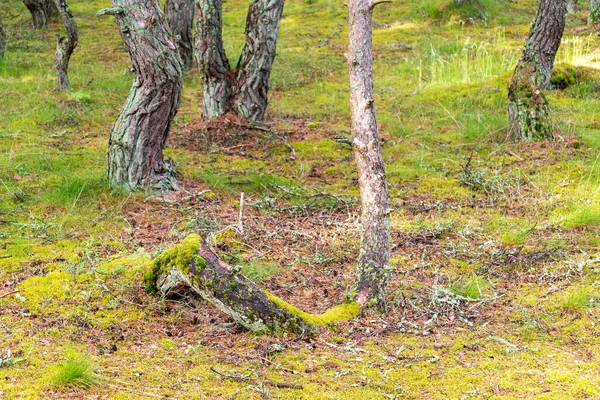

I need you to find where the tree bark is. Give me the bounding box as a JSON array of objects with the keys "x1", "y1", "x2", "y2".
[
  {"x1": 22, "y1": 0, "x2": 49, "y2": 29},
  {"x1": 195, "y1": 0, "x2": 232, "y2": 117},
  {"x1": 194, "y1": 0, "x2": 284, "y2": 122},
  {"x1": 232, "y1": 0, "x2": 285, "y2": 122},
  {"x1": 507, "y1": 0, "x2": 567, "y2": 142},
  {"x1": 165, "y1": 0, "x2": 194, "y2": 70},
  {"x1": 567, "y1": 0, "x2": 577, "y2": 13},
  {"x1": 347, "y1": 0, "x2": 391, "y2": 310},
  {"x1": 53, "y1": 0, "x2": 78, "y2": 91},
  {"x1": 0, "y1": 15, "x2": 6, "y2": 58},
  {"x1": 99, "y1": 0, "x2": 184, "y2": 192},
  {"x1": 590, "y1": 0, "x2": 600, "y2": 23}
]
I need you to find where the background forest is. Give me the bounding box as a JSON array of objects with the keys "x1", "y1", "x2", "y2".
[{"x1": 1, "y1": 0, "x2": 600, "y2": 398}]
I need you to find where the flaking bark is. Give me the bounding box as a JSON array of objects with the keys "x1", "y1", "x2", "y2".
[
  {"x1": 194, "y1": 0, "x2": 284, "y2": 122},
  {"x1": 53, "y1": 0, "x2": 78, "y2": 91},
  {"x1": 347, "y1": 0, "x2": 391, "y2": 309},
  {"x1": 100, "y1": 0, "x2": 184, "y2": 192},
  {"x1": 507, "y1": 0, "x2": 567, "y2": 142},
  {"x1": 165, "y1": 0, "x2": 194, "y2": 70}
]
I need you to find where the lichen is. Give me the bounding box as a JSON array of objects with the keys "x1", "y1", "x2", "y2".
[
  {"x1": 263, "y1": 290, "x2": 360, "y2": 326},
  {"x1": 144, "y1": 234, "x2": 203, "y2": 295}
]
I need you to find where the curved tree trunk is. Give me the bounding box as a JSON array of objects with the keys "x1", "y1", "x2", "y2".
[
  {"x1": 0, "y1": 16, "x2": 6, "y2": 58},
  {"x1": 567, "y1": 0, "x2": 577, "y2": 14},
  {"x1": 507, "y1": 0, "x2": 567, "y2": 142},
  {"x1": 195, "y1": 0, "x2": 232, "y2": 117},
  {"x1": 53, "y1": 0, "x2": 78, "y2": 91},
  {"x1": 165, "y1": 0, "x2": 194, "y2": 70},
  {"x1": 99, "y1": 0, "x2": 183, "y2": 192},
  {"x1": 22, "y1": 0, "x2": 48, "y2": 29},
  {"x1": 232, "y1": 0, "x2": 284, "y2": 122},
  {"x1": 195, "y1": 0, "x2": 284, "y2": 122},
  {"x1": 590, "y1": 0, "x2": 600, "y2": 23},
  {"x1": 347, "y1": 0, "x2": 391, "y2": 310},
  {"x1": 146, "y1": 0, "x2": 391, "y2": 332}
]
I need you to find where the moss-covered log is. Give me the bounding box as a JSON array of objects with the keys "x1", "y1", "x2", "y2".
[
  {"x1": 165, "y1": 0, "x2": 194, "y2": 70},
  {"x1": 145, "y1": 235, "x2": 359, "y2": 334},
  {"x1": 53, "y1": 0, "x2": 78, "y2": 91},
  {"x1": 99, "y1": 0, "x2": 184, "y2": 192},
  {"x1": 507, "y1": 0, "x2": 566, "y2": 142}
]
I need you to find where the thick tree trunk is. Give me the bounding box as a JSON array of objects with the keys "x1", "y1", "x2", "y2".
[
  {"x1": 195, "y1": 0, "x2": 232, "y2": 117},
  {"x1": 23, "y1": 0, "x2": 48, "y2": 29},
  {"x1": 232, "y1": 0, "x2": 284, "y2": 122},
  {"x1": 194, "y1": 0, "x2": 284, "y2": 122},
  {"x1": 567, "y1": 0, "x2": 577, "y2": 14},
  {"x1": 590, "y1": 0, "x2": 600, "y2": 23},
  {"x1": 347, "y1": 0, "x2": 391, "y2": 310},
  {"x1": 146, "y1": 235, "x2": 359, "y2": 334},
  {"x1": 0, "y1": 16, "x2": 6, "y2": 58},
  {"x1": 99, "y1": 0, "x2": 183, "y2": 192},
  {"x1": 507, "y1": 0, "x2": 567, "y2": 142},
  {"x1": 53, "y1": 0, "x2": 78, "y2": 91},
  {"x1": 165, "y1": 0, "x2": 194, "y2": 70}
]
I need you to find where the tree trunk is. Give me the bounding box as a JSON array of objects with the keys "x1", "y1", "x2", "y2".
[
  {"x1": 146, "y1": 234, "x2": 359, "y2": 334},
  {"x1": 53, "y1": 0, "x2": 78, "y2": 91},
  {"x1": 567, "y1": 0, "x2": 577, "y2": 14},
  {"x1": 232, "y1": 0, "x2": 285, "y2": 122},
  {"x1": 590, "y1": 0, "x2": 600, "y2": 23},
  {"x1": 99, "y1": 0, "x2": 183, "y2": 193},
  {"x1": 165, "y1": 0, "x2": 194, "y2": 70},
  {"x1": 22, "y1": 0, "x2": 48, "y2": 29},
  {"x1": 0, "y1": 15, "x2": 6, "y2": 58},
  {"x1": 195, "y1": 0, "x2": 232, "y2": 117},
  {"x1": 194, "y1": 0, "x2": 284, "y2": 122},
  {"x1": 347, "y1": 0, "x2": 391, "y2": 310},
  {"x1": 507, "y1": 0, "x2": 567, "y2": 142}
]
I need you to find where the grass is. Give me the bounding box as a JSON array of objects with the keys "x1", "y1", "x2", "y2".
[{"x1": 51, "y1": 357, "x2": 102, "y2": 389}]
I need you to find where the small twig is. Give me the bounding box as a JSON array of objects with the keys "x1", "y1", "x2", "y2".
[
  {"x1": 0, "y1": 290, "x2": 18, "y2": 299},
  {"x1": 238, "y1": 192, "x2": 245, "y2": 237}
]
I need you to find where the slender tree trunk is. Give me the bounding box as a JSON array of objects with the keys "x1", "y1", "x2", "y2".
[
  {"x1": 590, "y1": 0, "x2": 600, "y2": 23},
  {"x1": 22, "y1": 0, "x2": 48, "y2": 29},
  {"x1": 347, "y1": 0, "x2": 391, "y2": 310},
  {"x1": 232, "y1": 0, "x2": 284, "y2": 122},
  {"x1": 507, "y1": 0, "x2": 567, "y2": 142},
  {"x1": 53, "y1": 0, "x2": 78, "y2": 91},
  {"x1": 0, "y1": 15, "x2": 6, "y2": 58},
  {"x1": 567, "y1": 0, "x2": 577, "y2": 14},
  {"x1": 194, "y1": 0, "x2": 284, "y2": 122},
  {"x1": 195, "y1": 0, "x2": 232, "y2": 117},
  {"x1": 99, "y1": 0, "x2": 183, "y2": 192},
  {"x1": 165, "y1": 0, "x2": 194, "y2": 70}
]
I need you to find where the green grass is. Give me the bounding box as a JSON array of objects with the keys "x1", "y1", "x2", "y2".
[
  {"x1": 51, "y1": 357, "x2": 102, "y2": 389},
  {"x1": 451, "y1": 275, "x2": 489, "y2": 300}
]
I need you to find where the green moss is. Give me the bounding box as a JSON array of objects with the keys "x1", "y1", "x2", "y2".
[
  {"x1": 144, "y1": 234, "x2": 203, "y2": 295},
  {"x1": 264, "y1": 291, "x2": 360, "y2": 326}
]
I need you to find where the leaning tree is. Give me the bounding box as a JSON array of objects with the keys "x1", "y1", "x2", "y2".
[
  {"x1": 144, "y1": 0, "x2": 391, "y2": 333},
  {"x1": 52, "y1": 0, "x2": 77, "y2": 91},
  {"x1": 98, "y1": 0, "x2": 183, "y2": 192},
  {"x1": 22, "y1": 0, "x2": 57, "y2": 29},
  {"x1": 165, "y1": 0, "x2": 194, "y2": 70},
  {"x1": 590, "y1": 0, "x2": 600, "y2": 23},
  {"x1": 0, "y1": 14, "x2": 6, "y2": 58},
  {"x1": 196, "y1": 0, "x2": 284, "y2": 122},
  {"x1": 507, "y1": 0, "x2": 567, "y2": 142}
]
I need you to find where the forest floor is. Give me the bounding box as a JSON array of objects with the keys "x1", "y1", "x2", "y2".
[{"x1": 1, "y1": 0, "x2": 600, "y2": 398}]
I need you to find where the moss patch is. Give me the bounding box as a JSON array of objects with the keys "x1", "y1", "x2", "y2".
[{"x1": 264, "y1": 291, "x2": 360, "y2": 326}]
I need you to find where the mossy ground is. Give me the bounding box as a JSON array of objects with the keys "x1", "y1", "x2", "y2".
[{"x1": 1, "y1": 0, "x2": 600, "y2": 398}]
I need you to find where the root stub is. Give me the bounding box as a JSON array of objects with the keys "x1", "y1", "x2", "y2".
[{"x1": 144, "y1": 234, "x2": 359, "y2": 334}]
